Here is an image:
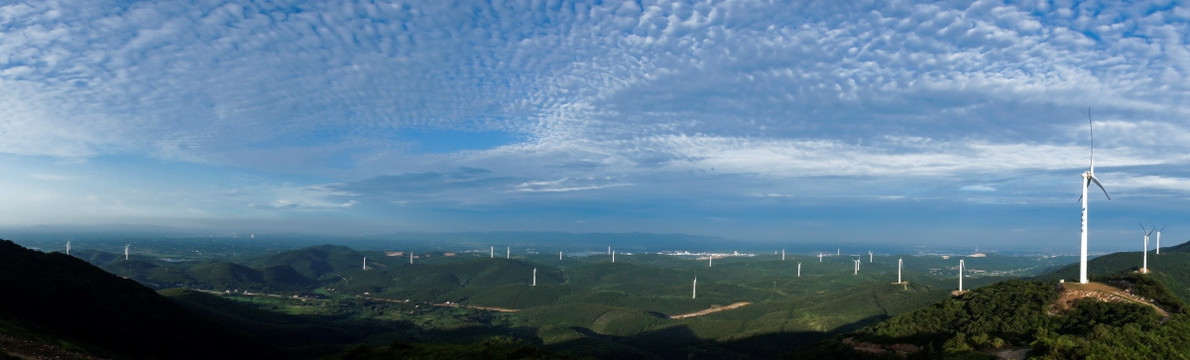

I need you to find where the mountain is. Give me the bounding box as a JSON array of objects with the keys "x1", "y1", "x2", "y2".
[
  {"x1": 0, "y1": 239, "x2": 280, "y2": 359},
  {"x1": 799, "y1": 249, "x2": 1190, "y2": 359}
]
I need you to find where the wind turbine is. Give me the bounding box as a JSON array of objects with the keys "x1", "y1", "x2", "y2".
[
  {"x1": 410, "y1": 251, "x2": 414, "y2": 264},
  {"x1": 490, "y1": 246, "x2": 494, "y2": 258},
  {"x1": 692, "y1": 276, "x2": 697, "y2": 299},
  {"x1": 782, "y1": 248, "x2": 786, "y2": 261},
  {"x1": 853, "y1": 258, "x2": 861, "y2": 275},
  {"x1": 363, "y1": 257, "x2": 367, "y2": 270},
  {"x1": 708, "y1": 254, "x2": 713, "y2": 267},
  {"x1": 124, "y1": 244, "x2": 130, "y2": 261},
  {"x1": 869, "y1": 250, "x2": 873, "y2": 263},
  {"x1": 559, "y1": 250, "x2": 563, "y2": 260},
  {"x1": 607, "y1": 246, "x2": 611, "y2": 255},
  {"x1": 612, "y1": 250, "x2": 616, "y2": 263},
  {"x1": 837, "y1": 248, "x2": 840, "y2": 256},
  {"x1": 958, "y1": 259, "x2": 965, "y2": 291},
  {"x1": 1140, "y1": 224, "x2": 1154, "y2": 274},
  {"x1": 818, "y1": 253, "x2": 823, "y2": 262},
  {"x1": 532, "y1": 268, "x2": 537, "y2": 286},
  {"x1": 1156, "y1": 226, "x2": 1166, "y2": 255},
  {"x1": 797, "y1": 262, "x2": 801, "y2": 277},
  {"x1": 65, "y1": 240, "x2": 71, "y2": 255},
  {"x1": 1078, "y1": 110, "x2": 1111, "y2": 284},
  {"x1": 897, "y1": 258, "x2": 904, "y2": 284},
  {"x1": 506, "y1": 246, "x2": 510, "y2": 259}
]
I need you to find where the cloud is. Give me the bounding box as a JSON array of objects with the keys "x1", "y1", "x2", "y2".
[{"x1": 961, "y1": 185, "x2": 997, "y2": 192}]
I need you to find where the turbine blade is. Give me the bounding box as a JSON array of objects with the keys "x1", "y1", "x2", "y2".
[
  {"x1": 1140, "y1": 223, "x2": 1148, "y2": 233},
  {"x1": 1159, "y1": 225, "x2": 1167, "y2": 232},
  {"x1": 1089, "y1": 175, "x2": 1110, "y2": 200}
]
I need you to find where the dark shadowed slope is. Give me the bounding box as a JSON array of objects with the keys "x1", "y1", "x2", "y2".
[{"x1": 0, "y1": 239, "x2": 281, "y2": 359}]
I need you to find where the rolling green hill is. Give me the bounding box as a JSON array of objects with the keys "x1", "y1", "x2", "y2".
[{"x1": 0, "y1": 239, "x2": 280, "y2": 359}]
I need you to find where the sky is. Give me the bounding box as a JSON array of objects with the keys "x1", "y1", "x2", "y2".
[{"x1": 2, "y1": 0, "x2": 1190, "y2": 250}]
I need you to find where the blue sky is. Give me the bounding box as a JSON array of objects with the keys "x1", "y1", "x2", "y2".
[{"x1": 2, "y1": 0, "x2": 1190, "y2": 250}]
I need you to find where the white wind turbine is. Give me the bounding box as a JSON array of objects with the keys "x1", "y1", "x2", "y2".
[
  {"x1": 506, "y1": 246, "x2": 510, "y2": 259},
  {"x1": 559, "y1": 250, "x2": 563, "y2": 260},
  {"x1": 612, "y1": 250, "x2": 616, "y2": 263},
  {"x1": 124, "y1": 244, "x2": 130, "y2": 261},
  {"x1": 797, "y1": 262, "x2": 801, "y2": 277},
  {"x1": 897, "y1": 258, "x2": 904, "y2": 284},
  {"x1": 65, "y1": 240, "x2": 71, "y2": 255},
  {"x1": 708, "y1": 254, "x2": 713, "y2": 267},
  {"x1": 490, "y1": 246, "x2": 494, "y2": 258},
  {"x1": 869, "y1": 250, "x2": 873, "y2": 263},
  {"x1": 532, "y1": 267, "x2": 537, "y2": 287},
  {"x1": 782, "y1": 248, "x2": 786, "y2": 261},
  {"x1": 1140, "y1": 224, "x2": 1154, "y2": 274},
  {"x1": 818, "y1": 253, "x2": 823, "y2": 262},
  {"x1": 410, "y1": 251, "x2": 414, "y2": 264},
  {"x1": 853, "y1": 258, "x2": 861, "y2": 275},
  {"x1": 1156, "y1": 225, "x2": 1166, "y2": 255},
  {"x1": 1078, "y1": 110, "x2": 1111, "y2": 284},
  {"x1": 692, "y1": 276, "x2": 697, "y2": 299},
  {"x1": 958, "y1": 259, "x2": 965, "y2": 292},
  {"x1": 363, "y1": 257, "x2": 367, "y2": 270}
]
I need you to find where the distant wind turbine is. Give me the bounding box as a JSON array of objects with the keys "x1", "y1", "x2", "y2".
[
  {"x1": 708, "y1": 254, "x2": 713, "y2": 267},
  {"x1": 506, "y1": 246, "x2": 510, "y2": 259},
  {"x1": 837, "y1": 248, "x2": 840, "y2": 256},
  {"x1": 869, "y1": 250, "x2": 873, "y2": 263},
  {"x1": 612, "y1": 250, "x2": 616, "y2": 263},
  {"x1": 559, "y1": 250, "x2": 563, "y2": 260},
  {"x1": 410, "y1": 251, "x2": 414, "y2": 264},
  {"x1": 490, "y1": 246, "x2": 494, "y2": 258},
  {"x1": 608, "y1": 246, "x2": 611, "y2": 255},
  {"x1": 532, "y1": 268, "x2": 537, "y2": 287},
  {"x1": 124, "y1": 244, "x2": 130, "y2": 261},
  {"x1": 797, "y1": 262, "x2": 801, "y2": 277},
  {"x1": 1140, "y1": 224, "x2": 1154, "y2": 274},
  {"x1": 818, "y1": 253, "x2": 823, "y2": 262},
  {"x1": 897, "y1": 258, "x2": 903, "y2": 284},
  {"x1": 782, "y1": 248, "x2": 786, "y2": 261},
  {"x1": 65, "y1": 240, "x2": 71, "y2": 256},
  {"x1": 1078, "y1": 109, "x2": 1111, "y2": 284},
  {"x1": 853, "y1": 258, "x2": 861, "y2": 275},
  {"x1": 363, "y1": 257, "x2": 367, "y2": 270},
  {"x1": 958, "y1": 259, "x2": 965, "y2": 291},
  {"x1": 1156, "y1": 225, "x2": 1166, "y2": 255},
  {"x1": 692, "y1": 276, "x2": 697, "y2": 299}
]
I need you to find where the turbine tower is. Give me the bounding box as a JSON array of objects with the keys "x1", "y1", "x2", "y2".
[
  {"x1": 1078, "y1": 110, "x2": 1110, "y2": 284},
  {"x1": 65, "y1": 240, "x2": 71, "y2": 255},
  {"x1": 506, "y1": 246, "x2": 510, "y2": 259},
  {"x1": 897, "y1": 258, "x2": 903, "y2": 284},
  {"x1": 818, "y1": 253, "x2": 823, "y2": 262},
  {"x1": 1140, "y1": 224, "x2": 1154, "y2": 274},
  {"x1": 490, "y1": 246, "x2": 494, "y2": 258},
  {"x1": 782, "y1": 248, "x2": 786, "y2": 261},
  {"x1": 612, "y1": 250, "x2": 616, "y2": 263},
  {"x1": 124, "y1": 244, "x2": 130, "y2": 261},
  {"x1": 692, "y1": 276, "x2": 697, "y2": 299},
  {"x1": 853, "y1": 258, "x2": 860, "y2": 275},
  {"x1": 958, "y1": 259, "x2": 965, "y2": 291},
  {"x1": 869, "y1": 250, "x2": 873, "y2": 263},
  {"x1": 559, "y1": 250, "x2": 563, "y2": 260},
  {"x1": 532, "y1": 268, "x2": 537, "y2": 287},
  {"x1": 797, "y1": 262, "x2": 801, "y2": 277},
  {"x1": 410, "y1": 251, "x2": 414, "y2": 264},
  {"x1": 1156, "y1": 226, "x2": 1166, "y2": 255},
  {"x1": 363, "y1": 257, "x2": 367, "y2": 270}
]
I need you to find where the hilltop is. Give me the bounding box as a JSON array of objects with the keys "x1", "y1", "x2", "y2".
[
  {"x1": 0, "y1": 239, "x2": 280, "y2": 359},
  {"x1": 801, "y1": 246, "x2": 1190, "y2": 359}
]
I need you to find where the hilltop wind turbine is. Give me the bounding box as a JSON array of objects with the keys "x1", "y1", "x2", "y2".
[
  {"x1": 559, "y1": 250, "x2": 563, "y2": 260},
  {"x1": 607, "y1": 246, "x2": 611, "y2": 255},
  {"x1": 1140, "y1": 224, "x2": 1154, "y2": 274},
  {"x1": 506, "y1": 246, "x2": 510, "y2": 259},
  {"x1": 782, "y1": 248, "x2": 786, "y2": 261},
  {"x1": 797, "y1": 262, "x2": 801, "y2": 277},
  {"x1": 532, "y1": 268, "x2": 537, "y2": 287},
  {"x1": 837, "y1": 248, "x2": 840, "y2": 256},
  {"x1": 958, "y1": 259, "x2": 965, "y2": 291},
  {"x1": 897, "y1": 258, "x2": 904, "y2": 284},
  {"x1": 124, "y1": 244, "x2": 130, "y2": 261},
  {"x1": 65, "y1": 240, "x2": 71, "y2": 255},
  {"x1": 363, "y1": 257, "x2": 367, "y2": 270},
  {"x1": 818, "y1": 253, "x2": 823, "y2": 262},
  {"x1": 853, "y1": 258, "x2": 861, "y2": 275},
  {"x1": 869, "y1": 250, "x2": 873, "y2": 263},
  {"x1": 612, "y1": 250, "x2": 616, "y2": 263},
  {"x1": 692, "y1": 276, "x2": 697, "y2": 299},
  {"x1": 1156, "y1": 226, "x2": 1166, "y2": 255},
  {"x1": 708, "y1": 254, "x2": 713, "y2": 267},
  {"x1": 1078, "y1": 110, "x2": 1111, "y2": 284},
  {"x1": 490, "y1": 246, "x2": 494, "y2": 258}
]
